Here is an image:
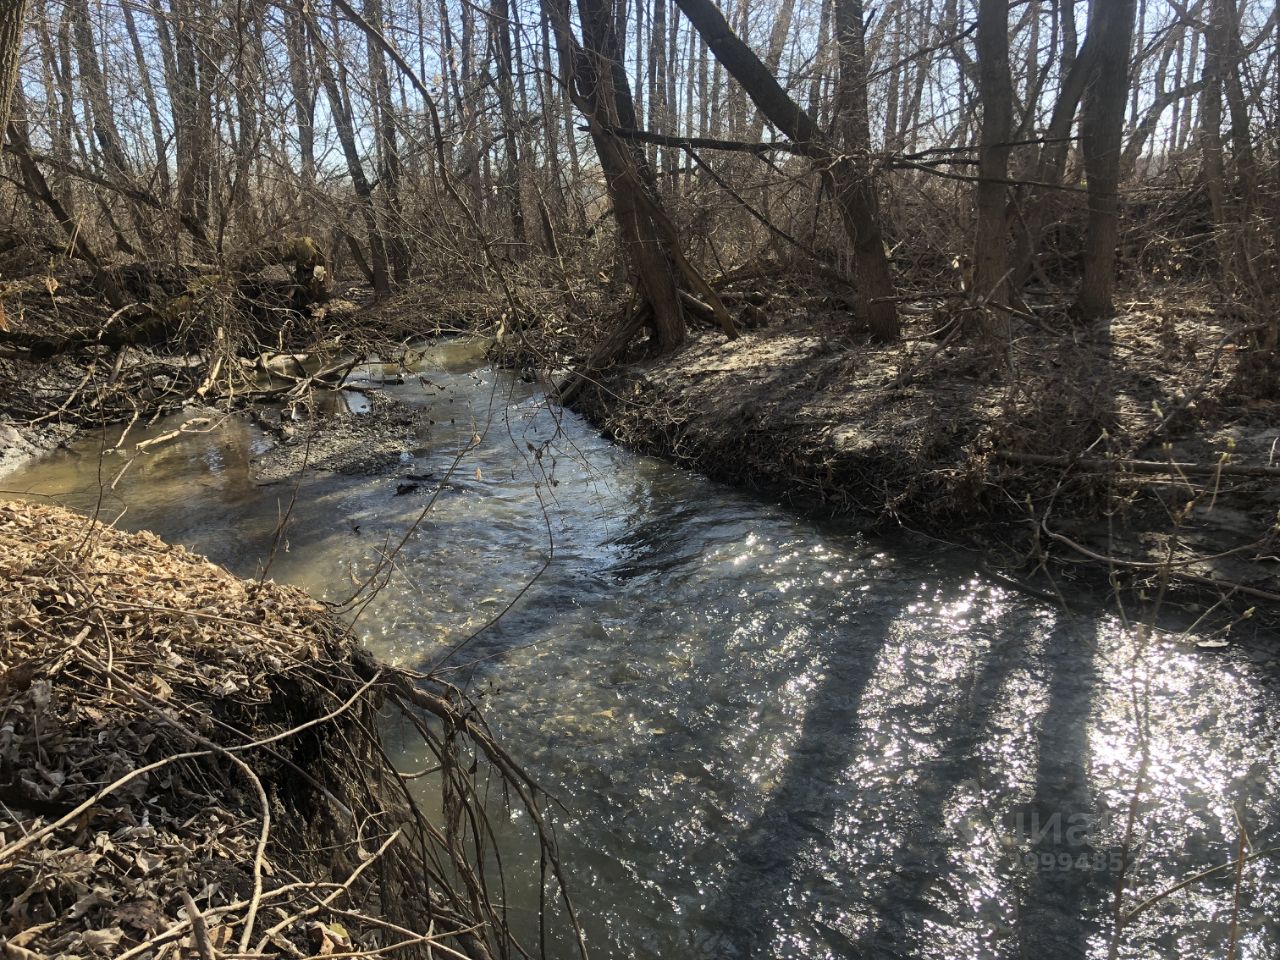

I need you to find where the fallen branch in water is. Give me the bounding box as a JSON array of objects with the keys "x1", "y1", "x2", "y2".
[{"x1": 134, "y1": 415, "x2": 216, "y2": 451}]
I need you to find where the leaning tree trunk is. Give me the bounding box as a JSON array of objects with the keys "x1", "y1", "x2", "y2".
[
  {"x1": 1073, "y1": 0, "x2": 1138, "y2": 320},
  {"x1": 674, "y1": 0, "x2": 900, "y2": 340},
  {"x1": 6, "y1": 95, "x2": 128, "y2": 310},
  {"x1": 304, "y1": 5, "x2": 392, "y2": 298},
  {"x1": 545, "y1": 0, "x2": 735, "y2": 354}
]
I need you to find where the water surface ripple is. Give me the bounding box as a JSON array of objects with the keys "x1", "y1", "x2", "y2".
[{"x1": 6, "y1": 341, "x2": 1278, "y2": 959}]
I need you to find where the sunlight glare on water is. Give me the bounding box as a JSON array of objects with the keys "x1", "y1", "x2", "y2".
[{"x1": 4, "y1": 339, "x2": 1278, "y2": 959}]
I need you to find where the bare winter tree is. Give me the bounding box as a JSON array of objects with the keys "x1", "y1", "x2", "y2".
[
  {"x1": 1074, "y1": 0, "x2": 1139, "y2": 319},
  {"x1": 0, "y1": 0, "x2": 28, "y2": 135},
  {"x1": 973, "y1": 0, "x2": 1013, "y2": 337},
  {"x1": 2, "y1": 0, "x2": 1278, "y2": 360},
  {"x1": 674, "y1": 0, "x2": 900, "y2": 340},
  {"x1": 546, "y1": 0, "x2": 734, "y2": 355}
]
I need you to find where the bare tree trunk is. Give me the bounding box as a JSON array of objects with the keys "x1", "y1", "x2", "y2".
[
  {"x1": 7, "y1": 98, "x2": 127, "y2": 308},
  {"x1": 0, "y1": 0, "x2": 26, "y2": 136},
  {"x1": 1128, "y1": 0, "x2": 1146, "y2": 134},
  {"x1": 229, "y1": 1, "x2": 262, "y2": 245},
  {"x1": 70, "y1": 0, "x2": 132, "y2": 177},
  {"x1": 1219, "y1": 0, "x2": 1258, "y2": 219},
  {"x1": 1011, "y1": 12, "x2": 1096, "y2": 288},
  {"x1": 728, "y1": 0, "x2": 749, "y2": 135},
  {"x1": 750, "y1": 0, "x2": 795, "y2": 140},
  {"x1": 673, "y1": 0, "x2": 899, "y2": 339},
  {"x1": 666, "y1": 4, "x2": 680, "y2": 194},
  {"x1": 1199, "y1": 0, "x2": 1264, "y2": 300},
  {"x1": 33, "y1": 1, "x2": 74, "y2": 203},
  {"x1": 545, "y1": 0, "x2": 735, "y2": 353},
  {"x1": 1073, "y1": 0, "x2": 1138, "y2": 320},
  {"x1": 882, "y1": 1, "x2": 903, "y2": 152},
  {"x1": 434, "y1": 0, "x2": 462, "y2": 119},
  {"x1": 1201, "y1": 0, "x2": 1231, "y2": 277},
  {"x1": 806, "y1": 0, "x2": 830, "y2": 121},
  {"x1": 1167, "y1": 22, "x2": 1187, "y2": 158},
  {"x1": 561, "y1": 51, "x2": 587, "y2": 232},
  {"x1": 1177, "y1": 26, "x2": 1200, "y2": 151},
  {"x1": 1056, "y1": 0, "x2": 1076, "y2": 78},
  {"x1": 171, "y1": 0, "x2": 212, "y2": 256},
  {"x1": 70, "y1": 0, "x2": 158, "y2": 250},
  {"x1": 284, "y1": 5, "x2": 316, "y2": 191},
  {"x1": 121, "y1": 2, "x2": 170, "y2": 197},
  {"x1": 305, "y1": 6, "x2": 391, "y2": 297},
  {"x1": 698, "y1": 33, "x2": 710, "y2": 137},
  {"x1": 491, "y1": 0, "x2": 528, "y2": 242},
  {"x1": 831, "y1": 0, "x2": 898, "y2": 338},
  {"x1": 366, "y1": 0, "x2": 410, "y2": 282},
  {"x1": 634, "y1": 0, "x2": 647, "y2": 136},
  {"x1": 973, "y1": 0, "x2": 1013, "y2": 332},
  {"x1": 900, "y1": 0, "x2": 933, "y2": 150},
  {"x1": 1124, "y1": 79, "x2": 1206, "y2": 175},
  {"x1": 460, "y1": 0, "x2": 484, "y2": 214},
  {"x1": 684, "y1": 22, "x2": 697, "y2": 151},
  {"x1": 650, "y1": 0, "x2": 667, "y2": 176},
  {"x1": 539, "y1": 9, "x2": 569, "y2": 229}
]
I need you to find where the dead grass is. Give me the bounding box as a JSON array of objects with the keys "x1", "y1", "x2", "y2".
[{"x1": 0, "y1": 501, "x2": 580, "y2": 959}]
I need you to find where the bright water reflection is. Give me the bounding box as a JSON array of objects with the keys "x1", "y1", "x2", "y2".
[{"x1": 5, "y1": 339, "x2": 1279, "y2": 959}]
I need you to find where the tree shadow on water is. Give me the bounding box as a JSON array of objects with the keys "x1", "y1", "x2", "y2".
[
  {"x1": 845, "y1": 612, "x2": 1101, "y2": 960},
  {"x1": 691, "y1": 597, "x2": 899, "y2": 960},
  {"x1": 849, "y1": 614, "x2": 1034, "y2": 959},
  {"x1": 1013, "y1": 616, "x2": 1103, "y2": 960},
  {"x1": 696, "y1": 596, "x2": 1104, "y2": 960}
]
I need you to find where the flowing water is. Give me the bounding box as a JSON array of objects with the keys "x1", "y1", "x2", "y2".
[{"x1": 5, "y1": 339, "x2": 1279, "y2": 959}]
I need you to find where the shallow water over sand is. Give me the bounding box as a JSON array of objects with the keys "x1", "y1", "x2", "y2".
[{"x1": 5, "y1": 338, "x2": 1279, "y2": 959}]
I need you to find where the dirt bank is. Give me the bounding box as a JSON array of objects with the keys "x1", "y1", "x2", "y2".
[
  {"x1": 0, "y1": 501, "x2": 567, "y2": 959},
  {"x1": 570, "y1": 298, "x2": 1280, "y2": 621},
  {"x1": 249, "y1": 392, "x2": 434, "y2": 483}
]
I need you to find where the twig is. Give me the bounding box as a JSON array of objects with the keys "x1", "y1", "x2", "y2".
[
  {"x1": 181, "y1": 891, "x2": 217, "y2": 960},
  {"x1": 1001, "y1": 450, "x2": 1280, "y2": 479}
]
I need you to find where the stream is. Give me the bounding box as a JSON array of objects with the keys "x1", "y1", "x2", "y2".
[{"x1": 4, "y1": 338, "x2": 1279, "y2": 959}]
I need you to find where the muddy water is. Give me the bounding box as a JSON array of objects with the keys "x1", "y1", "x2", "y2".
[{"x1": 5, "y1": 339, "x2": 1279, "y2": 959}]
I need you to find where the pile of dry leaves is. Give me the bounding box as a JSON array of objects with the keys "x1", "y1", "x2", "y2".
[{"x1": 0, "y1": 501, "x2": 580, "y2": 959}]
